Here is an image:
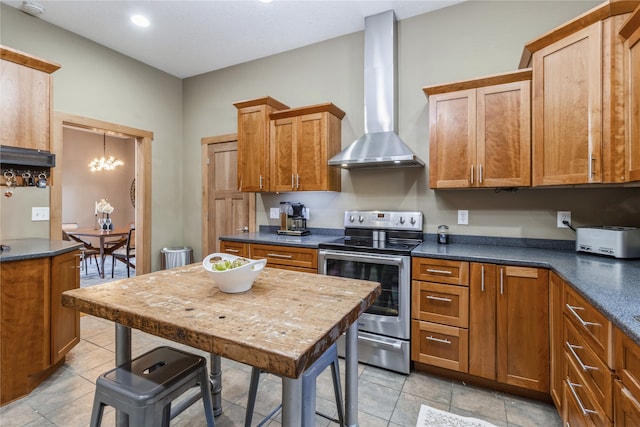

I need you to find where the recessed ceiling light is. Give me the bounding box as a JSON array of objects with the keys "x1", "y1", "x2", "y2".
[
  {"x1": 130, "y1": 14, "x2": 150, "y2": 27},
  {"x1": 258, "y1": 0, "x2": 273, "y2": 3}
]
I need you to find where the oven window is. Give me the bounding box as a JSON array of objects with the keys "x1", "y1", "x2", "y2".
[{"x1": 325, "y1": 259, "x2": 399, "y2": 317}]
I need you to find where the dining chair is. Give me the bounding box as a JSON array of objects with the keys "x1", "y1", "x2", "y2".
[
  {"x1": 62, "y1": 230, "x2": 102, "y2": 276},
  {"x1": 111, "y1": 227, "x2": 135, "y2": 278}
]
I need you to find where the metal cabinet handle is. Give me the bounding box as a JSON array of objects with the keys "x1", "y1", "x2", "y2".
[
  {"x1": 478, "y1": 163, "x2": 483, "y2": 184},
  {"x1": 267, "y1": 253, "x2": 293, "y2": 259},
  {"x1": 426, "y1": 269, "x2": 452, "y2": 275},
  {"x1": 225, "y1": 248, "x2": 240, "y2": 253},
  {"x1": 566, "y1": 342, "x2": 598, "y2": 372},
  {"x1": 567, "y1": 380, "x2": 598, "y2": 415},
  {"x1": 499, "y1": 268, "x2": 504, "y2": 295},
  {"x1": 296, "y1": 174, "x2": 300, "y2": 189},
  {"x1": 426, "y1": 336, "x2": 451, "y2": 345},
  {"x1": 566, "y1": 304, "x2": 601, "y2": 328},
  {"x1": 590, "y1": 155, "x2": 596, "y2": 178},
  {"x1": 470, "y1": 164, "x2": 474, "y2": 184},
  {"x1": 291, "y1": 174, "x2": 295, "y2": 189},
  {"x1": 426, "y1": 295, "x2": 452, "y2": 302},
  {"x1": 481, "y1": 265, "x2": 485, "y2": 292},
  {"x1": 259, "y1": 175, "x2": 263, "y2": 190}
]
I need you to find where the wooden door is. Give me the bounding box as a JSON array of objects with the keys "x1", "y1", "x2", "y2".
[
  {"x1": 468, "y1": 262, "x2": 497, "y2": 380},
  {"x1": 496, "y1": 266, "x2": 549, "y2": 392},
  {"x1": 50, "y1": 250, "x2": 80, "y2": 364},
  {"x1": 271, "y1": 116, "x2": 296, "y2": 192},
  {"x1": 549, "y1": 272, "x2": 565, "y2": 412},
  {"x1": 428, "y1": 89, "x2": 476, "y2": 188},
  {"x1": 237, "y1": 105, "x2": 269, "y2": 191},
  {"x1": 532, "y1": 24, "x2": 602, "y2": 185},
  {"x1": 297, "y1": 112, "x2": 326, "y2": 191},
  {"x1": 202, "y1": 135, "x2": 254, "y2": 255},
  {"x1": 477, "y1": 81, "x2": 531, "y2": 187}
]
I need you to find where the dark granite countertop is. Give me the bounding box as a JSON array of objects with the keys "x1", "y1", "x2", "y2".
[
  {"x1": 221, "y1": 230, "x2": 640, "y2": 346},
  {"x1": 0, "y1": 238, "x2": 82, "y2": 262}
]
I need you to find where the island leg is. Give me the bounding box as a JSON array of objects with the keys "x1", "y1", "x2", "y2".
[
  {"x1": 209, "y1": 353, "x2": 223, "y2": 416},
  {"x1": 115, "y1": 323, "x2": 131, "y2": 427},
  {"x1": 282, "y1": 377, "x2": 302, "y2": 426},
  {"x1": 345, "y1": 322, "x2": 358, "y2": 427}
]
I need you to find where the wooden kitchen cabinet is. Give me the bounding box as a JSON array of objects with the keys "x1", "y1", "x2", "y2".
[
  {"x1": 269, "y1": 103, "x2": 344, "y2": 192},
  {"x1": 614, "y1": 327, "x2": 640, "y2": 425},
  {"x1": 0, "y1": 249, "x2": 80, "y2": 406},
  {"x1": 0, "y1": 45, "x2": 60, "y2": 152},
  {"x1": 423, "y1": 69, "x2": 531, "y2": 189},
  {"x1": 526, "y1": 3, "x2": 637, "y2": 185},
  {"x1": 549, "y1": 272, "x2": 565, "y2": 413},
  {"x1": 620, "y1": 4, "x2": 640, "y2": 182},
  {"x1": 219, "y1": 240, "x2": 249, "y2": 257},
  {"x1": 234, "y1": 97, "x2": 289, "y2": 192},
  {"x1": 249, "y1": 243, "x2": 317, "y2": 273},
  {"x1": 468, "y1": 263, "x2": 549, "y2": 392},
  {"x1": 411, "y1": 257, "x2": 469, "y2": 372}
]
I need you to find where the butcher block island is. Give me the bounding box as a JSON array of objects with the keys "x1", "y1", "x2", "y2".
[{"x1": 62, "y1": 264, "x2": 381, "y2": 426}]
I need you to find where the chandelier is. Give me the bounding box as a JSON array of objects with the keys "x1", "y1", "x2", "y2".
[{"x1": 89, "y1": 133, "x2": 124, "y2": 172}]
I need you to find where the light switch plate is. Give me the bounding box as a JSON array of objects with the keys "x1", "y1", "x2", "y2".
[
  {"x1": 32, "y1": 207, "x2": 50, "y2": 221},
  {"x1": 457, "y1": 210, "x2": 469, "y2": 225},
  {"x1": 270, "y1": 208, "x2": 280, "y2": 219}
]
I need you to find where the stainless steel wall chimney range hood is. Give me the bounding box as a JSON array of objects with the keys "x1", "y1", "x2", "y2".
[{"x1": 329, "y1": 10, "x2": 424, "y2": 169}]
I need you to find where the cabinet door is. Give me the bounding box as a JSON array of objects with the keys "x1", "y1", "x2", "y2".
[
  {"x1": 549, "y1": 272, "x2": 565, "y2": 412},
  {"x1": 237, "y1": 105, "x2": 269, "y2": 191},
  {"x1": 497, "y1": 266, "x2": 549, "y2": 392},
  {"x1": 51, "y1": 250, "x2": 81, "y2": 364},
  {"x1": 477, "y1": 81, "x2": 531, "y2": 187},
  {"x1": 271, "y1": 116, "x2": 296, "y2": 192},
  {"x1": 532, "y1": 24, "x2": 602, "y2": 185},
  {"x1": 468, "y1": 263, "x2": 497, "y2": 380},
  {"x1": 0, "y1": 59, "x2": 51, "y2": 151},
  {"x1": 615, "y1": 381, "x2": 640, "y2": 427},
  {"x1": 624, "y1": 21, "x2": 640, "y2": 182},
  {"x1": 428, "y1": 89, "x2": 476, "y2": 188},
  {"x1": 296, "y1": 112, "x2": 326, "y2": 191}
]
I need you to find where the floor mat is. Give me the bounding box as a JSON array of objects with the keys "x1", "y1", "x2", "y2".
[{"x1": 416, "y1": 404, "x2": 498, "y2": 427}]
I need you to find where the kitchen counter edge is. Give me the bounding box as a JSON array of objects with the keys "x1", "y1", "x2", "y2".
[{"x1": 0, "y1": 238, "x2": 83, "y2": 262}]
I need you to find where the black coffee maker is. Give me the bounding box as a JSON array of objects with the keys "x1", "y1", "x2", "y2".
[{"x1": 277, "y1": 202, "x2": 310, "y2": 236}]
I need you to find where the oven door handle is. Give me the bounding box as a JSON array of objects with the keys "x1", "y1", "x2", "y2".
[
  {"x1": 319, "y1": 250, "x2": 405, "y2": 266},
  {"x1": 358, "y1": 334, "x2": 403, "y2": 350}
]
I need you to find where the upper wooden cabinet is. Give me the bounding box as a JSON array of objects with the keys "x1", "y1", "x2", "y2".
[
  {"x1": 620, "y1": 4, "x2": 640, "y2": 182},
  {"x1": 423, "y1": 69, "x2": 531, "y2": 189},
  {"x1": 234, "y1": 97, "x2": 289, "y2": 192},
  {"x1": 523, "y1": 1, "x2": 639, "y2": 185},
  {"x1": 270, "y1": 103, "x2": 344, "y2": 192},
  {"x1": 0, "y1": 45, "x2": 60, "y2": 152}
]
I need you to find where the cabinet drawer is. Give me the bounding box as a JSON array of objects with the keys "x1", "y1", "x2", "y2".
[
  {"x1": 564, "y1": 285, "x2": 612, "y2": 366},
  {"x1": 615, "y1": 328, "x2": 640, "y2": 400},
  {"x1": 219, "y1": 241, "x2": 249, "y2": 257},
  {"x1": 614, "y1": 380, "x2": 640, "y2": 426},
  {"x1": 411, "y1": 281, "x2": 469, "y2": 327},
  {"x1": 564, "y1": 317, "x2": 613, "y2": 419},
  {"x1": 250, "y1": 244, "x2": 317, "y2": 270},
  {"x1": 411, "y1": 320, "x2": 468, "y2": 372},
  {"x1": 412, "y1": 258, "x2": 469, "y2": 285},
  {"x1": 565, "y1": 351, "x2": 612, "y2": 427}
]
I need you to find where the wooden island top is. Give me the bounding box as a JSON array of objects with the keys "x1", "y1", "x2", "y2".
[{"x1": 62, "y1": 264, "x2": 381, "y2": 379}]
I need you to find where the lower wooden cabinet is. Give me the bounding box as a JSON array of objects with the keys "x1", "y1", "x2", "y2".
[
  {"x1": 614, "y1": 327, "x2": 640, "y2": 426},
  {"x1": 0, "y1": 249, "x2": 81, "y2": 406},
  {"x1": 219, "y1": 241, "x2": 317, "y2": 273},
  {"x1": 411, "y1": 320, "x2": 468, "y2": 372},
  {"x1": 564, "y1": 353, "x2": 612, "y2": 427},
  {"x1": 469, "y1": 263, "x2": 549, "y2": 392},
  {"x1": 615, "y1": 380, "x2": 640, "y2": 426}
]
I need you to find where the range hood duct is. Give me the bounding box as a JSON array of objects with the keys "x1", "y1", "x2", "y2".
[{"x1": 329, "y1": 10, "x2": 424, "y2": 169}]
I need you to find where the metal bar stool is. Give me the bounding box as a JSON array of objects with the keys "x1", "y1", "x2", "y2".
[
  {"x1": 89, "y1": 346, "x2": 215, "y2": 427},
  {"x1": 244, "y1": 343, "x2": 344, "y2": 426}
]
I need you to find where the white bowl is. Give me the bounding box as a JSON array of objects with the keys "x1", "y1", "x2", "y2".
[{"x1": 202, "y1": 253, "x2": 267, "y2": 293}]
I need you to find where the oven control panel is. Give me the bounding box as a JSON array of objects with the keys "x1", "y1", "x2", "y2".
[{"x1": 343, "y1": 210, "x2": 423, "y2": 231}]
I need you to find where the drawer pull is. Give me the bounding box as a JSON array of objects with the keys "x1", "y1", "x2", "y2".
[
  {"x1": 566, "y1": 380, "x2": 598, "y2": 415},
  {"x1": 426, "y1": 295, "x2": 452, "y2": 303},
  {"x1": 426, "y1": 269, "x2": 452, "y2": 275},
  {"x1": 566, "y1": 342, "x2": 598, "y2": 372},
  {"x1": 426, "y1": 336, "x2": 451, "y2": 345},
  {"x1": 481, "y1": 265, "x2": 485, "y2": 292},
  {"x1": 225, "y1": 249, "x2": 240, "y2": 253},
  {"x1": 566, "y1": 304, "x2": 601, "y2": 328},
  {"x1": 267, "y1": 253, "x2": 293, "y2": 259}
]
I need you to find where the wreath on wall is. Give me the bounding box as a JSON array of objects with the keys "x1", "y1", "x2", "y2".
[{"x1": 130, "y1": 178, "x2": 135, "y2": 208}]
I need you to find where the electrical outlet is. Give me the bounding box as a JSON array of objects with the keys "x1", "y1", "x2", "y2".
[
  {"x1": 557, "y1": 211, "x2": 571, "y2": 228},
  {"x1": 457, "y1": 210, "x2": 469, "y2": 225},
  {"x1": 269, "y1": 208, "x2": 280, "y2": 219},
  {"x1": 32, "y1": 207, "x2": 50, "y2": 221}
]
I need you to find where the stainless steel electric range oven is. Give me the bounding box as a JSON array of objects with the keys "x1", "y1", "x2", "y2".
[{"x1": 318, "y1": 210, "x2": 423, "y2": 374}]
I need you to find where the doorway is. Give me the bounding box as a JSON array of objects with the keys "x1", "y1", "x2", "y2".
[
  {"x1": 51, "y1": 112, "x2": 152, "y2": 275},
  {"x1": 201, "y1": 133, "x2": 255, "y2": 255}
]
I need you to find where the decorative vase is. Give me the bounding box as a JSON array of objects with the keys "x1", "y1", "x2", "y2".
[{"x1": 102, "y1": 213, "x2": 114, "y2": 231}]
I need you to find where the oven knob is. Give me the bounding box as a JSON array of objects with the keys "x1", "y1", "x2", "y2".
[
  {"x1": 410, "y1": 217, "x2": 416, "y2": 225},
  {"x1": 349, "y1": 215, "x2": 355, "y2": 223},
  {"x1": 358, "y1": 215, "x2": 364, "y2": 223},
  {"x1": 399, "y1": 217, "x2": 405, "y2": 224}
]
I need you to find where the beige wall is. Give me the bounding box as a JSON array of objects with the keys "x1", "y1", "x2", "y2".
[{"x1": 4, "y1": 1, "x2": 639, "y2": 263}]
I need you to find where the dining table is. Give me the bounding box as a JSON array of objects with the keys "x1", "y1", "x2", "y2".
[
  {"x1": 61, "y1": 264, "x2": 381, "y2": 427},
  {"x1": 66, "y1": 226, "x2": 130, "y2": 278}
]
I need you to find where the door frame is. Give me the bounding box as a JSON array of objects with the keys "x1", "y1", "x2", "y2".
[
  {"x1": 51, "y1": 112, "x2": 153, "y2": 275},
  {"x1": 201, "y1": 133, "x2": 255, "y2": 255}
]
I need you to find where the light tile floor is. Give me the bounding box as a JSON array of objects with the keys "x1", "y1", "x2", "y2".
[{"x1": 1, "y1": 315, "x2": 563, "y2": 427}]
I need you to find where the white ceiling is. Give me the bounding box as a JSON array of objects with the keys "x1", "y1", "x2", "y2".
[{"x1": 2, "y1": 0, "x2": 463, "y2": 78}]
